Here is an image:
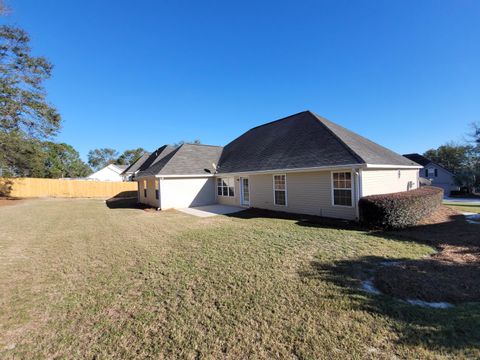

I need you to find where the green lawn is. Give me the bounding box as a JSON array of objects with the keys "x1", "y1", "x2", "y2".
[
  {"x1": 444, "y1": 201, "x2": 480, "y2": 213},
  {"x1": 1, "y1": 199, "x2": 479, "y2": 359}
]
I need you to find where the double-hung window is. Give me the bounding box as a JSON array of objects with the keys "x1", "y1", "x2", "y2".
[
  {"x1": 332, "y1": 172, "x2": 352, "y2": 206},
  {"x1": 273, "y1": 175, "x2": 287, "y2": 206},
  {"x1": 217, "y1": 178, "x2": 234, "y2": 197},
  {"x1": 155, "y1": 179, "x2": 160, "y2": 200}
]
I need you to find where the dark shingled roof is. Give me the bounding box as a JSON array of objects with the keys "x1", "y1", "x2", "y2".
[
  {"x1": 121, "y1": 152, "x2": 151, "y2": 175},
  {"x1": 402, "y1": 153, "x2": 430, "y2": 167},
  {"x1": 136, "y1": 145, "x2": 176, "y2": 173},
  {"x1": 136, "y1": 144, "x2": 223, "y2": 177},
  {"x1": 217, "y1": 111, "x2": 417, "y2": 174}
]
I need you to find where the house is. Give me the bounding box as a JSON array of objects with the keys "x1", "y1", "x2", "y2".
[
  {"x1": 136, "y1": 111, "x2": 421, "y2": 220},
  {"x1": 403, "y1": 153, "x2": 457, "y2": 195},
  {"x1": 87, "y1": 164, "x2": 128, "y2": 182}
]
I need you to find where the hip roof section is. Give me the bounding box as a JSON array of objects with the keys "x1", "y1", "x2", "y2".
[
  {"x1": 217, "y1": 111, "x2": 416, "y2": 174},
  {"x1": 136, "y1": 144, "x2": 223, "y2": 177}
]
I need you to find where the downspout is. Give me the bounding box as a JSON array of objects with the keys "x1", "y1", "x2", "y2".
[
  {"x1": 354, "y1": 168, "x2": 362, "y2": 220},
  {"x1": 136, "y1": 179, "x2": 140, "y2": 203},
  {"x1": 157, "y1": 177, "x2": 162, "y2": 211}
]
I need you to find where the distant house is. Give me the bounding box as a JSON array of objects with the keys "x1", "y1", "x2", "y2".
[
  {"x1": 403, "y1": 153, "x2": 457, "y2": 195},
  {"x1": 135, "y1": 111, "x2": 421, "y2": 220},
  {"x1": 87, "y1": 164, "x2": 128, "y2": 182}
]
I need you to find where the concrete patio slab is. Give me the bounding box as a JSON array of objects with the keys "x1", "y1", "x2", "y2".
[{"x1": 178, "y1": 205, "x2": 245, "y2": 218}]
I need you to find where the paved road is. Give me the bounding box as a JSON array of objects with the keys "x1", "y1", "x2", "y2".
[{"x1": 444, "y1": 197, "x2": 480, "y2": 204}]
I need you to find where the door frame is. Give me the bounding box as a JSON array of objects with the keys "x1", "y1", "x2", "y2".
[{"x1": 240, "y1": 177, "x2": 250, "y2": 206}]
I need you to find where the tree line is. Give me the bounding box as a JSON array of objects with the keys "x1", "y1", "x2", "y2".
[
  {"x1": 86, "y1": 140, "x2": 201, "y2": 172},
  {"x1": 0, "y1": 2, "x2": 197, "y2": 178},
  {"x1": 423, "y1": 124, "x2": 480, "y2": 191}
]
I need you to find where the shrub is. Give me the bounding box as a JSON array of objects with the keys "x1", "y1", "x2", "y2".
[
  {"x1": 359, "y1": 186, "x2": 444, "y2": 229},
  {"x1": 0, "y1": 178, "x2": 13, "y2": 197}
]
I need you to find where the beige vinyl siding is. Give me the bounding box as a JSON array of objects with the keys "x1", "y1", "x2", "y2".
[
  {"x1": 216, "y1": 176, "x2": 241, "y2": 206},
  {"x1": 137, "y1": 177, "x2": 159, "y2": 208},
  {"x1": 248, "y1": 171, "x2": 357, "y2": 220},
  {"x1": 361, "y1": 169, "x2": 419, "y2": 197},
  {"x1": 160, "y1": 177, "x2": 215, "y2": 209},
  {"x1": 146, "y1": 177, "x2": 160, "y2": 208}
]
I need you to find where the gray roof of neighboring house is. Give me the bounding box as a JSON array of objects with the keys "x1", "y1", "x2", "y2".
[
  {"x1": 121, "y1": 152, "x2": 151, "y2": 175},
  {"x1": 402, "y1": 153, "x2": 430, "y2": 167},
  {"x1": 136, "y1": 144, "x2": 223, "y2": 177},
  {"x1": 217, "y1": 111, "x2": 417, "y2": 174},
  {"x1": 112, "y1": 164, "x2": 128, "y2": 171},
  {"x1": 403, "y1": 153, "x2": 455, "y2": 174}
]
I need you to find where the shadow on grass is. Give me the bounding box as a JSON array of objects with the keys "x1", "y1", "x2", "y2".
[
  {"x1": 226, "y1": 207, "x2": 362, "y2": 231},
  {"x1": 301, "y1": 256, "x2": 480, "y2": 352},
  {"x1": 105, "y1": 196, "x2": 150, "y2": 210},
  {"x1": 233, "y1": 208, "x2": 480, "y2": 350}
]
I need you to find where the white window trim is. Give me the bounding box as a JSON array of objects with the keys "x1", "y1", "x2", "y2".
[
  {"x1": 155, "y1": 179, "x2": 160, "y2": 200},
  {"x1": 273, "y1": 174, "x2": 287, "y2": 206},
  {"x1": 331, "y1": 171, "x2": 354, "y2": 208},
  {"x1": 240, "y1": 177, "x2": 250, "y2": 206},
  {"x1": 217, "y1": 177, "x2": 235, "y2": 197}
]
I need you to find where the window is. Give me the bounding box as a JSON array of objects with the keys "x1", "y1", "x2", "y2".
[
  {"x1": 427, "y1": 168, "x2": 437, "y2": 177},
  {"x1": 155, "y1": 179, "x2": 160, "y2": 200},
  {"x1": 143, "y1": 180, "x2": 147, "y2": 198},
  {"x1": 217, "y1": 178, "x2": 234, "y2": 197},
  {"x1": 332, "y1": 172, "x2": 352, "y2": 206},
  {"x1": 273, "y1": 175, "x2": 286, "y2": 206}
]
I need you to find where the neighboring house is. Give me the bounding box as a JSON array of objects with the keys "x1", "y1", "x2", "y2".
[
  {"x1": 136, "y1": 111, "x2": 421, "y2": 220},
  {"x1": 87, "y1": 164, "x2": 128, "y2": 182},
  {"x1": 403, "y1": 153, "x2": 457, "y2": 195}
]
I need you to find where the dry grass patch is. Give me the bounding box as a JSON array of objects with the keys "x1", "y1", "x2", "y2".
[{"x1": 374, "y1": 206, "x2": 480, "y2": 304}]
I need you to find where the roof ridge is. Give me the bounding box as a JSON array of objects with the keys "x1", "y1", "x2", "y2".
[
  {"x1": 136, "y1": 146, "x2": 180, "y2": 177},
  {"x1": 307, "y1": 111, "x2": 366, "y2": 164},
  {"x1": 247, "y1": 110, "x2": 311, "y2": 132},
  {"x1": 179, "y1": 143, "x2": 223, "y2": 148},
  {"x1": 121, "y1": 152, "x2": 150, "y2": 174}
]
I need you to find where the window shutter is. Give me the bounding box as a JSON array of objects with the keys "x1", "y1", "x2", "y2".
[{"x1": 434, "y1": 169, "x2": 438, "y2": 177}]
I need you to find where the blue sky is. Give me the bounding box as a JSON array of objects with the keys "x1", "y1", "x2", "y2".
[{"x1": 4, "y1": 0, "x2": 480, "y2": 161}]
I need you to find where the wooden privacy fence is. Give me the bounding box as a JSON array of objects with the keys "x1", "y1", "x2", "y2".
[{"x1": 0, "y1": 178, "x2": 138, "y2": 198}]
